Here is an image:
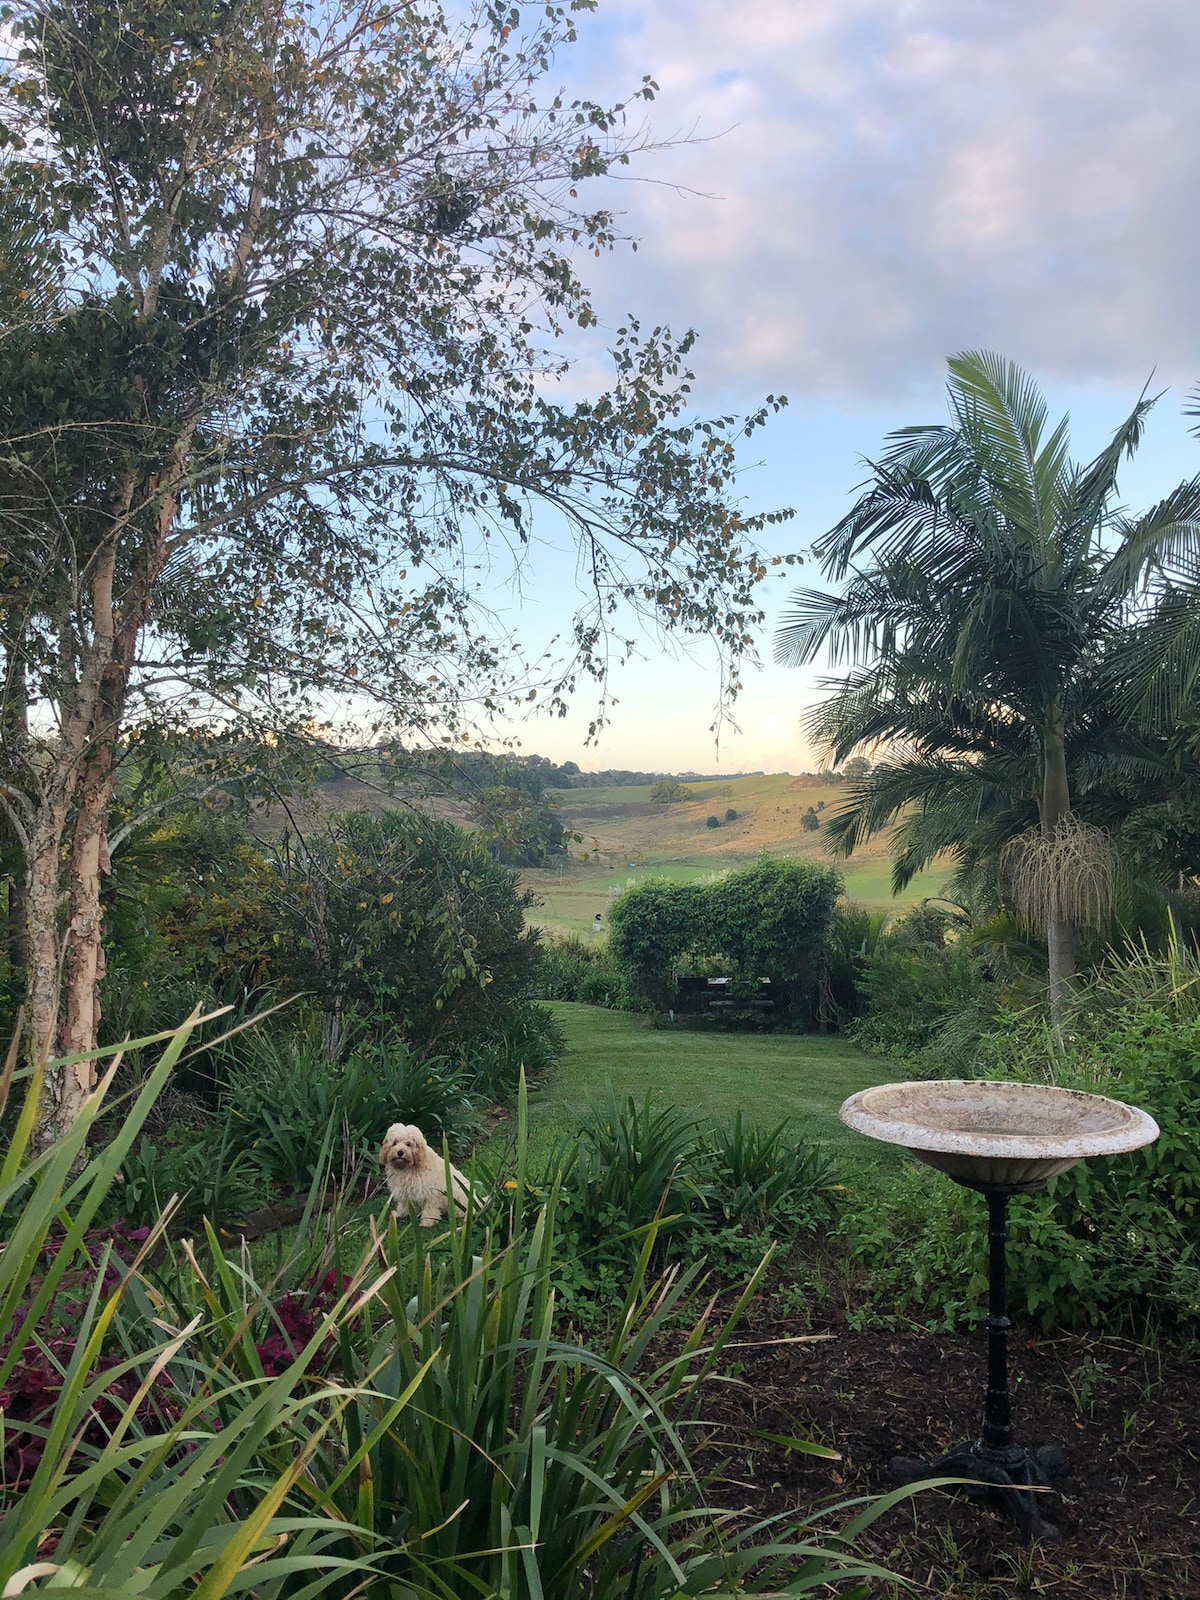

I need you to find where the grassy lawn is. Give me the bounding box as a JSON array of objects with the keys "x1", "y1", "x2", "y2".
[{"x1": 525, "y1": 1002, "x2": 906, "y2": 1175}]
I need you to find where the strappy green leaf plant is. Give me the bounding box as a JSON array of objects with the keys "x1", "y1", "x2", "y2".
[
  {"x1": 0, "y1": 1015, "x2": 415, "y2": 1597},
  {"x1": 1, "y1": 1035, "x2": 915, "y2": 1599}
]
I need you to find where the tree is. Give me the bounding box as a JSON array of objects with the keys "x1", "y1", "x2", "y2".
[
  {"x1": 724, "y1": 807, "x2": 738, "y2": 821},
  {"x1": 276, "y1": 809, "x2": 538, "y2": 1057},
  {"x1": 0, "y1": 0, "x2": 787, "y2": 1143},
  {"x1": 841, "y1": 756, "x2": 872, "y2": 782},
  {"x1": 775, "y1": 351, "x2": 1200, "y2": 1017},
  {"x1": 650, "y1": 780, "x2": 689, "y2": 804},
  {"x1": 608, "y1": 857, "x2": 841, "y2": 1019},
  {"x1": 705, "y1": 814, "x2": 720, "y2": 828},
  {"x1": 473, "y1": 784, "x2": 565, "y2": 867},
  {"x1": 801, "y1": 806, "x2": 819, "y2": 832},
  {"x1": 1109, "y1": 394, "x2": 1200, "y2": 736}
]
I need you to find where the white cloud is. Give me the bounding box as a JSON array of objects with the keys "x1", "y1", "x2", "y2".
[{"x1": 563, "y1": 0, "x2": 1200, "y2": 401}]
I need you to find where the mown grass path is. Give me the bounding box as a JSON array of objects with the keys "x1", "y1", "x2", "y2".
[{"x1": 528, "y1": 1002, "x2": 906, "y2": 1171}]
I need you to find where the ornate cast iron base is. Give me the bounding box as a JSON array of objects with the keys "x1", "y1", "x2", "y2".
[{"x1": 891, "y1": 1440, "x2": 1068, "y2": 1543}]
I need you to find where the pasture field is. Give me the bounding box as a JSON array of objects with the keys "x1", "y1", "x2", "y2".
[
  {"x1": 523, "y1": 772, "x2": 950, "y2": 937},
  {"x1": 523, "y1": 1001, "x2": 903, "y2": 1173}
]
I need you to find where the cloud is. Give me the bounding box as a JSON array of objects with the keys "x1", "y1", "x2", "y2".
[{"x1": 565, "y1": 0, "x2": 1200, "y2": 401}]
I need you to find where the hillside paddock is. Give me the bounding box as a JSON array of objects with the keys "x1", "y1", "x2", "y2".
[{"x1": 524, "y1": 773, "x2": 948, "y2": 937}]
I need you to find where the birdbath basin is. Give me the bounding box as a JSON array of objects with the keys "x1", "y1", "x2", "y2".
[{"x1": 839, "y1": 1078, "x2": 1159, "y2": 1193}]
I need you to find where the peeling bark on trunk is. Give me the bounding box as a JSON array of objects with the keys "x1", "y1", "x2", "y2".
[
  {"x1": 57, "y1": 646, "x2": 125, "y2": 1071},
  {"x1": 58, "y1": 748, "x2": 115, "y2": 1067},
  {"x1": 1, "y1": 629, "x2": 30, "y2": 987},
  {"x1": 31, "y1": 494, "x2": 172, "y2": 1145},
  {"x1": 26, "y1": 800, "x2": 69, "y2": 1140},
  {"x1": 28, "y1": 538, "x2": 123, "y2": 1146}
]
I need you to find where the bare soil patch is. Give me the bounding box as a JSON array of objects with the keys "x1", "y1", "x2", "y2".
[{"x1": 698, "y1": 1294, "x2": 1199, "y2": 1597}]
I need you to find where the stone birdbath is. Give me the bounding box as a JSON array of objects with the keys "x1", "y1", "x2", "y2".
[{"x1": 839, "y1": 1079, "x2": 1159, "y2": 1541}]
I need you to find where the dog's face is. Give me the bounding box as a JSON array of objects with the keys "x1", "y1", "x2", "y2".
[{"x1": 380, "y1": 1123, "x2": 429, "y2": 1175}]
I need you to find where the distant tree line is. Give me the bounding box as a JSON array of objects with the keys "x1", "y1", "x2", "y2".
[{"x1": 310, "y1": 748, "x2": 770, "y2": 797}]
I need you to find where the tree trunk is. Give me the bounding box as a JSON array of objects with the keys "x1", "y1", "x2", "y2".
[
  {"x1": 1, "y1": 626, "x2": 30, "y2": 987},
  {"x1": 27, "y1": 540, "x2": 123, "y2": 1145},
  {"x1": 1046, "y1": 916, "x2": 1076, "y2": 1016},
  {"x1": 58, "y1": 750, "x2": 115, "y2": 1066},
  {"x1": 1041, "y1": 714, "x2": 1075, "y2": 1020},
  {"x1": 26, "y1": 799, "x2": 71, "y2": 1142},
  {"x1": 57, "y1": 658, "x2": 124, "y2": 1068}
]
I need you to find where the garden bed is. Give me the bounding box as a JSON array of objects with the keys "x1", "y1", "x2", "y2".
[{"x1": 698, "y1": 1298, "x2": 1200, "y2": 1598}]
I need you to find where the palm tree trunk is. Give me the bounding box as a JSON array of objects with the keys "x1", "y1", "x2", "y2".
[{"x1": 1042, "y1": 717, "x2": 1075, "y2": 1019}]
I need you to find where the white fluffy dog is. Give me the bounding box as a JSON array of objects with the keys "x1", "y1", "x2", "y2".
[{"x1": 379, "y1": 1123, "x2": 474, "y2": 1226}]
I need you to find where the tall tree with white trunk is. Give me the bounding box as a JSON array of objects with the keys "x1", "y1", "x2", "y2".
[{"x1": 0, "y1": 0, "x2": 788, "y2": 1143}]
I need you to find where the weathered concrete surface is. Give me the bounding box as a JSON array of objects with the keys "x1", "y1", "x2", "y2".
[{"x1": 839, "y1": 1079, "x2": 1159, "y2": 1192}]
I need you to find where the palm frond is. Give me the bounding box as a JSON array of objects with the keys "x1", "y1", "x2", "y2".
[
  {"x1": 1101, "y1": 477, "x2": 1200, "y2": 598},
  {"x1": 944, "y1": 350, "x2": 1062, "y2": 543},
  {"x1": 1061, "y1": 386, "x2": 1160, "y2": 562},
  {"x1": 1110, "y1": 584, "x2": 1200, "y2": 727}
]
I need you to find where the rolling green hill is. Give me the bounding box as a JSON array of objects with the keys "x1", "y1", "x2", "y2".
[{"x1": 522, "y1": 772, "x2": 951, "y2": 938}]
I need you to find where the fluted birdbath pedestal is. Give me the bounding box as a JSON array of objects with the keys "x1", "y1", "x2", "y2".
[{"x1": 839, "y1": 1080, "x2": 1159, "y2": 1541}]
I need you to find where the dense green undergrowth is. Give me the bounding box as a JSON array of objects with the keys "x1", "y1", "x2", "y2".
[
  {"x1": 0, "y1": 1023, "x2": 911, "y2": 1600},
  {"x1": 536, "y1": 913, "x2": 1200, "y2": 1337},
  {"x1": 843, "y1": 959, "x2": 1200, "y2": 1330},
  {"x1": 102, "y1": 1003, "x2": 564, "y2": 1229}
]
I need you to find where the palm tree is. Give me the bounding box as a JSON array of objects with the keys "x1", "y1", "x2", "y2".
[
  {"x1": 1111, "y1": 393, "x2": 1200, "y2": 734},
  {"x1": 776, "y1": 351, "x2": 1200, "y2": 1016}
]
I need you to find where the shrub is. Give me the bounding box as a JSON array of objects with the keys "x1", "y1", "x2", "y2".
[
  {"x1": 534, "y1": 934, "x2": 636, "y2": 1008},
  {"x1": 0, "y1": 1021, "x2": 399, "y2": 1595},
  {"x1": 705, "y1": 813, "x2": 720, "y2": 828},
  {"x1": 987, "y1": 1005, "x2": 1200, "y2": 1226},
  {"x1": 465, "y1": 1001, "x2": 564, "y2": 1101},
  {"x1": 549, "y1": 1092, "x2": 841, "y2": 1310},
  {"x1": 845, "y1": 1001, "x2": 1200, "y2": 1329},
  {"x1": 97, "y1": 810, "x2": 282, "y2": 1052},
  {"x1": 224, "y1": 1027, "x2": 474, "y2": 1190},
  {"x1": 320, "y1": 1112, "x2": 898, "y2": 1599},
  {"x1": 725, "y1": 807, "x2": 738, "y2": 821},
  {"x1": 113, "y1": 1121, "x2": 271, "y2": 1227},
  {"x1": 821, "y1": 901, "x2": 889, "y2": 1023},
  {"x1": 696, "y1": 1112, "x2": 839, "y2": 1233},
  {"x1": 278, "y1": 806, "x2": 541, "y2": 1050},
  {"x1": 608, "y1": 855, "x2": 842, "y2": 1020},
  {"x1": 649, "y1": 778, "x2": 689, "y2": 802},
  {"x1": 1, "y1": 1027, "x2": 902, "y2": 1599},
  {"x1": 801, "y1": 806, "x2": 819, "y2": 831},
  {"x1": 850, "y1": 909, "x2": 998, "y2": 1067},
  {"x1": 473, "y1": 782, "x2": 566, "y2": 865},
  {"x1": 565, "y1": 1090, "x2": 710, "y2": 1240}
]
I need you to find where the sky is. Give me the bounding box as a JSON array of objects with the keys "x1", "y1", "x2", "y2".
[{"x1": 487, "y1": 0, "x2": 1200, "y2": 775}]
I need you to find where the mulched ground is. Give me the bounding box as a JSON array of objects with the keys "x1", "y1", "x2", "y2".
[{"x1": 696, "y1": 1294, "x2": 1200, "y2": 1597}]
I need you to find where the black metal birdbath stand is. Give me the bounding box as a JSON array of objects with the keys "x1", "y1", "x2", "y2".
[
  {"x1": 890, "y1": 1182, "x2": 1067, "y2": 1541},
  {"x1": 839, "y1": 1080, "x2": 1160, "y2": 1544}
]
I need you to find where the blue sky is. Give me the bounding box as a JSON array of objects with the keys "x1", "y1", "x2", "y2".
[{"x1": 487, "y1": 0, "x2": 1200, "y2": 774}]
